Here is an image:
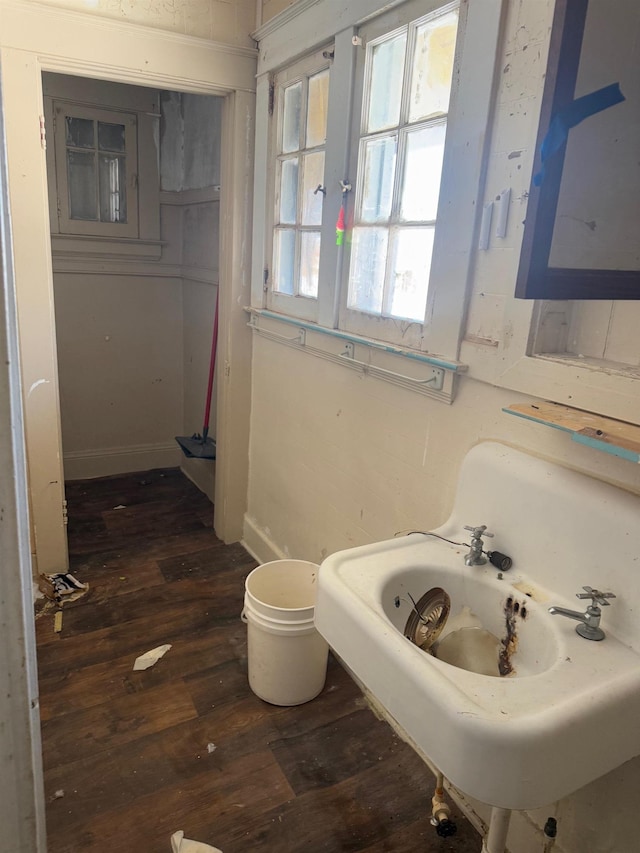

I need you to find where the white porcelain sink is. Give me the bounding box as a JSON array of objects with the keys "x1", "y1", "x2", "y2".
[{"x1": 315, "y1": 443, "x2": 640, "y2": 810}]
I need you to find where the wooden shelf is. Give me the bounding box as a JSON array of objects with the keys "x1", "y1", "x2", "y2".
[{"x1": 503, "y1": 402, "x2": 640, "y2": 463}]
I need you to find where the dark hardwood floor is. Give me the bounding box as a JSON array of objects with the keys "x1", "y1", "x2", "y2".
[{"x1": 36, "y1": 468, "x2": 481, "y2": 853}]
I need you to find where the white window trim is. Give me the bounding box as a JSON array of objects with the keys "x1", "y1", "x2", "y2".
[
  {"x1": 266, "y1": 46, "x2": 332, "y2": 322},
  {"x1": 254, "y1": 0, "x2": 507, "y2": 367},
  {"x1": 50, "y1": 100, "x2": 139, "y2": 239},
  {"x1": 339, "y1": 0, "x2": 458, "y2": 350}
]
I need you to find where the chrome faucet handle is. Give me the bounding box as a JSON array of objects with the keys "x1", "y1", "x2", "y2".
[
  {"x1": 464, "y1": 525, "x2": 494, "y2": 539},
  {"x1": 576, "y1": 586, "x2": 616, "y2": 607}
]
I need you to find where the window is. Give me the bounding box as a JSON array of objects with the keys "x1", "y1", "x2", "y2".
[
  {"x1": 52, "y1": 101, "x2": 139, "y2": 238},
  {"x1": 347, "y1": 7, "x2": 458, "y2": 325},
  {"x1": 259, "y1": 0, "x2": 502, "y2": 362},
  {"x1": 268, "y1": 50, "x2": 330, "y2": 320}
]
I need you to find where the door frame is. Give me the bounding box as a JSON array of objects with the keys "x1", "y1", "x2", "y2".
[{"x1": 0, "y1": 1, "x2": 257, "y2": 576}]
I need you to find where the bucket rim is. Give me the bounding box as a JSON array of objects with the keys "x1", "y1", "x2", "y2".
[{"x1": 245, "y1": 559, "x2": 320, "y2": 612}]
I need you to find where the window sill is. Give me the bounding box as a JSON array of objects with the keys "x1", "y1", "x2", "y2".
[
  {"x1": 503, "y1": 401, "x2": 640, "y2": 463},
  {"x1": 246, "y1": 308, "x2": 467, "y2": 403}
]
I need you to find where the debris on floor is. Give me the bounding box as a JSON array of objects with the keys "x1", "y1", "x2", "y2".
[
  {"x1": 50, "y1": 790, "x2": 64, "y2": 801},
  {"x1": 39, "y1": 572, "x2": 89, "y2": 605},
  {"x1": 133, "y1": 644, "x2": 172, "y2": 671},
  {"x1": 54, "y1": 611, "x2": 63, "y2": 633},
  {"x1": 113, "y1": 504, "x2": 127, "y2": 510},
  {"x1": 170, "y1": 830, "x2": 223, "y2": 853},
  {"x1": 206, "y1": 743, "x2": 217, "y2": 754}
]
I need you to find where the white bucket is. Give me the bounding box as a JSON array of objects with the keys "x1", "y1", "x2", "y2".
[{"x1": 242, "y1": 559, "x2": 328, "y2": 706}]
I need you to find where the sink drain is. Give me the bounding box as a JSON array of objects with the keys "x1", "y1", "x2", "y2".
[{"x1": 404, "y1": 587, "x2": 451, "y2": 652}]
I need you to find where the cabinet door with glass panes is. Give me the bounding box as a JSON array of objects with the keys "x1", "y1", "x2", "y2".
[{"x1": 52, "y1": 101, "x2": 139, "y2": 238}]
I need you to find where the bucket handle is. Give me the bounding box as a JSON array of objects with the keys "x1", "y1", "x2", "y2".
[{"x1": 240, "y1": 607, "x2": 248, "y2": 624}]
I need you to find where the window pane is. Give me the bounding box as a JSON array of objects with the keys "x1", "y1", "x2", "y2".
[
  {"x1": 65, "y1": 116, "x2": 94, "y2": 149},
  {"x1": 299, "y1": 231, "x2": 321, "y2": 297},
  {"x1": 400, "y1": 123, "x2": 446, "y2": 221},
  {"x1": 388, "y1": 227, "x2": 435, "y2": 320},
  {"x1": 360, "y1": 135, "x2": 397, "y2": 223},
  {"x1": 301, "y1": 152, "x2": 325, "y2": 226},
  {"x1": 279, "y1": 157, "x2": 299, "y2": 224},
  {"x1": 67, "y1": 150, "x2": 97, "y2": 220},
  {"x1": 282, "y1": 82, "x2": 303, "y2": 154},
  {"x1": 348, "y1": 227, "x2": 389, "y2": 314},
  {"x1": 98, "y1": 121, "x2": 126, "y2": 153},
  {"x1": 274, "y1": 229, "x2": 296, "y2": 294},
  {"x1": 306, "y1": 69, "x2": 329, "y2": 147},
  {"x1": 409, "y1": 11, "x2": 458, "y2": 122},
  {"x1": 99, "y1": 155, "x2": 127, "y2": 223},
  {"x1": 366, "y1": 33, "x2": 407, "y2": 133}
]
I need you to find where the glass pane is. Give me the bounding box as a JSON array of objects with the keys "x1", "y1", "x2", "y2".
[
  {"x1": 67, "y1": 150, "x2": 97, "y2": 220},
  {"x1": 98, "y1": 121, "x2": 126, "y2": 153},
  {"x1": 388, "y1": 227, "x2": 435, "y2": 321},
  {"x1": 409, "y1": 11, "x2": 459, "y2": 122},
  {"x1": 282, "y1": 82, "x2": 303, "y2": 153},
  {"x1": 301, "y1": 152, "x2": 325, "y2": 226},
  {"x1": 360, "y1": 135, "x2": 397, "y2": 223},
  {"x1": 400, "y1": 123, "x2": 446, "y2": 221},
  {"x1": 306, "y1": 69, "x2": 329, "y2": 147},
  {"x1": 299, "y1": 231, "x2": 321, "y2": 298},
  {"x1": 274, "y1": 229, "x2": 296, "y2": 294},
  {"x1": 347, "y1": 227, "x2": 388, "y2": 314},
  {"x1": 99, "y1": 155, "x2": 127, "y2": 223},
  {"x1": 366, "y1": 32, "x2": 407, "y2": 133},
  {"x1": 65, "y1": 116, "x2": 94, "y2": 149},
  {"x1": 279, "y1": 158, "x2": 299, "y2": 224}
]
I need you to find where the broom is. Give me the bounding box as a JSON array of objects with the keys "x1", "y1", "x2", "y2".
[{"x1": 175, "y1": 289, "x2": 218, "y2": 460}]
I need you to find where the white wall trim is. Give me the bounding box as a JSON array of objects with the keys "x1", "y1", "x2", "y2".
[
  {"x1": 0, "y1": 65, "x2": 47, "y2": 851},
  {"x1": 159, "y1": 188, "x2": 221, "y2": 206},
  {"x1": 51, "y1": 258, "x2": 218, "y2": 283},
  {"x1": 0, "y1": 0, "x2": 257, "y2": 95},
  {"x1": 242, "y1": 513, "x2": 287, "y2": 564},
  {"x1": 63, "y1": 440, "x2": 181, "y2": 480}
]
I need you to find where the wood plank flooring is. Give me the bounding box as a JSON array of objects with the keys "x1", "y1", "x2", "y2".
[{"x1": 36, "y1": 468, "x2": 481, "y2": 853}]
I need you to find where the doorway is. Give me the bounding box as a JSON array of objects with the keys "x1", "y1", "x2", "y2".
[{"x1": 44, "y1": 74, "x2": 223, "y2": 508}]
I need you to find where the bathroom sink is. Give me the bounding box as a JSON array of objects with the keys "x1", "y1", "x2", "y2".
[{"x1": 315, "y1": 443, "x2": 640, "y2": 810}]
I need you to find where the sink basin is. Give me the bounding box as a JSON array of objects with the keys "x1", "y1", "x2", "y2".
[
  {"x1": 380, "y1": 562, "x2": 559, "y2": 677},
  {"x1": 315, "y1": 443, "x2": 640, "y2": 810}
]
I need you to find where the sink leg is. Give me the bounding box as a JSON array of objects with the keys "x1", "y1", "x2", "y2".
[{"x1": 482, "y1": 807, "x2": 511, "y2": 853}]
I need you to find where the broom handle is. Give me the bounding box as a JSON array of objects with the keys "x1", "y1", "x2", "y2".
[{"x1": 202, "y1": 288, "x2": 219, "y2": 442}]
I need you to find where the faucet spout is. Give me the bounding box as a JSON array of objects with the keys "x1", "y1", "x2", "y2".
[
  {"x1": 548, "y1": 605, "x2": 585, "y2": 622},
  {"x1": 548, "y1": 586, "x2": 615, "y2": 641}
]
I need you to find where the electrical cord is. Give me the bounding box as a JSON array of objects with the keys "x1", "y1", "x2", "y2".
[
  {"x1": 395, "y1": 529, "x2": 513, "y2": 569},
  {"x1": 395, "y1": 529, "x2": 468, "y2": 548}
]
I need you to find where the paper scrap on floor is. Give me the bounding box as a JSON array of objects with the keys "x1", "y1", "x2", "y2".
[
  {"x1": 133, "y1": 644, "x2": 172, "y2": 671},
  {"x1": 171, "y1": 830, "x2": 223, "y2": 852},
  {"x1": 39, "y1": 572, "x2": 89, "y2": 605}
]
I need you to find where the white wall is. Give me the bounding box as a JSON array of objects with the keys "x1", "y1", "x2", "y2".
[
  {"x1": 33, "y1": 0, "x2": 256, "y2": 45},
  {"x1": 247, "y1": 1, "x2": 640, "y2": 851}
]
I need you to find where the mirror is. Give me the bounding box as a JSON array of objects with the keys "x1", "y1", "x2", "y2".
[{"x1": 516, "y1": 0, "x2": 640, "y2": 300}]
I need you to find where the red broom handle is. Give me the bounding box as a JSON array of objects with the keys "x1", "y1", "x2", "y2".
[{"x1": 202, "y1": 289, "x2": 219, "y2": 442}]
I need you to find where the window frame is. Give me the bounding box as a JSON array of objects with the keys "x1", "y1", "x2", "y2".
[
  {"x1": 258, "y1": 0, "x2": 506, "y2": 364},
  {"x1": 51, "y1": 100, "x2": 139, "y2": 239},
  {"x1": 266, "y1": 47, "x2": 332, "y2": 322},
  {"x1": 340, "y1": 1, "x2": 460, "y2": 349}
]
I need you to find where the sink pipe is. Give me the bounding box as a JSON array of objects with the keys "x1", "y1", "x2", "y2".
[
  {"x1": 430, "y1": 771, "x2": 456, "y2": 837},
  {"x1": 482, "y1": 807, "x2": 511, "y2": 853}
]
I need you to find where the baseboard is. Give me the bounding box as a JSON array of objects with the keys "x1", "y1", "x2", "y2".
[
  {"x1": 180, "y1": 456, "x2": 216, "y2": 503},
  {"x1": 242, "y1": 514, "x2": 287, "y2": 564},
  {"x1": 63, "y1": 441, "x2": 181, "y2": 480}
]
